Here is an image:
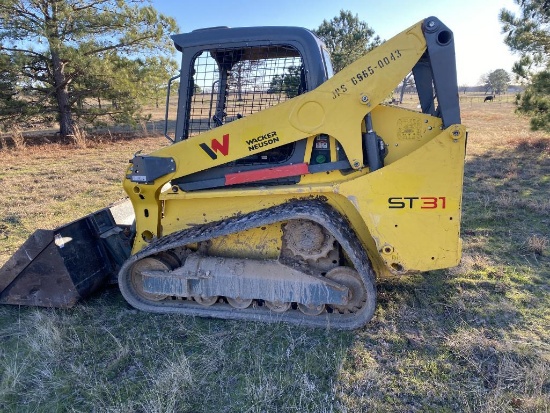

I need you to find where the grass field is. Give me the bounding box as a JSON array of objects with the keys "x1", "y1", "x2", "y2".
[{"x1": 0, "y1": 101, "x2": 549, "y2": 412}]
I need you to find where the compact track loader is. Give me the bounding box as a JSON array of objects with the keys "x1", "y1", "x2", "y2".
[{"x1": 0, "y1": 17, "x2": 466, "y2": 329}]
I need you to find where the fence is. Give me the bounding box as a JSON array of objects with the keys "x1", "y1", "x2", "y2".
[{"x1": 459, "y1": 94, "x2": 516, "y2": 106}]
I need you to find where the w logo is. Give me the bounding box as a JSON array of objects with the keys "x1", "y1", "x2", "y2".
[{"x1": 200, "y1": 134, "x2": 230, "y2": 160}]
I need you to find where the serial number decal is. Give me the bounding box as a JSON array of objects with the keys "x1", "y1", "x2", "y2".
[
  {"x1": 332, "y1": 50, "x2": 402, "y2": 99},
  {"x1": 331, "y1": 84, "x2": 348, "y2": 99},
  {"x1": 388, "y1": 196, "x2": 447, "y2": 209},
  {"x1": 246, "y1": 131, "x2": 279, "y2": 152}
]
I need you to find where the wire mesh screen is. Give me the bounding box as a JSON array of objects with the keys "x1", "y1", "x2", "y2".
[{"x1": 187, "y1": 45, "x2": 304, "y2": 137}]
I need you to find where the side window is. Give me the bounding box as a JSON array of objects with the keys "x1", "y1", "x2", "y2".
[{"x1": 186, "y1": 45, "x2": 305, "y2": 137}]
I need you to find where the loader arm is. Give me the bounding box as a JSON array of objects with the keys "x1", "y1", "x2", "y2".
[{"x1": 125, "y1": 17, "x2": 454, "y2": 253}]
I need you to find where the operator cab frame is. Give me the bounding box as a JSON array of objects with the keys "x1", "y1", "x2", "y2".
[
  {"x1": 167, "y1": 26, "x2": 334, "y2": 190},
  {"x1": 170, "y1": 26, "x2": 332, "y2": 142}
]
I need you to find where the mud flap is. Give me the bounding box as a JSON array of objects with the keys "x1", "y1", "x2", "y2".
[{"x1": 0, "y1": 202, "x2": 133, "y2": 308}]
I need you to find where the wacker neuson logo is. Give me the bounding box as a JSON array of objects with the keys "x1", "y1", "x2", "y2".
[
  {"x1": 246, "y1": 131, "x2": 279, "y2": 151},
  {"x1": 200, "y1": 134, "x2": 230, "y2": 160}
]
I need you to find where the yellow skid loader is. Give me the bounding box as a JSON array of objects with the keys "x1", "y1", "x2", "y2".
[{"x1": 0, "y1": 17, "x2": 466, "y2": 329}]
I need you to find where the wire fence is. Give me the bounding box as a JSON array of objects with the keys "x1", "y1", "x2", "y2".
[
  {"x1": 1, "y1": 92, "x2": 520, "y2": 149},
  {"x1": 459, "y1": 94, "x2": 516, "y2": 106}
]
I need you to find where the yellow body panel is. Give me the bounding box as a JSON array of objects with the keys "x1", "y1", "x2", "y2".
[
  {"x1": 124, "y1": 18, "x2": 466, "y2": 280},
  {"x1": 202, "y1": 224, "x2": 283, "y2": 260},
  {"x1": 154, "y1": 124, "x2": 465, "y2": 277}
]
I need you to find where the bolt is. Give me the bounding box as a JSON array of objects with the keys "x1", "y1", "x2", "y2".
[
  {"x1": 452, "y1": 130, "x2": 460, "y2": 137},
  {"x1": 352, "y1": 160, "x2": 361, "y2": 168},
  {"x1": 427, "y1": 20, "x2": 436, "y2": 28},
  {"x1": 361, "y1": 95, "x2": 369, "y2": 103}
]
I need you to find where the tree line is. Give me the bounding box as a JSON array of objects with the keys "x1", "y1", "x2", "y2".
[
  {"x1": 480, "y1": 69, "x2": 511, "y2": 96},
  {"x1": 1, "y1": 1, "x2": 548, "y2": 137},
  {"x1": 0, "y1": 0, "x2": 178, "y2": 137},
  {"x1": 0, "y1": 4, "x2": 380, "y2": 138},
  {"x1": 501, "y1": 0, "x2": 550, "y2": 132}
]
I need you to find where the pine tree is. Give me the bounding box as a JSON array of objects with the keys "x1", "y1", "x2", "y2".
[
  {"x1": 0, "y1": 0, "x2": 178, "y2": 136},
  {"x1": 313, "y1": 10, "x2": 380, "y2": 73},
  {"x1": 500, "y1": 0, "x2": 550, "y2": 132}
]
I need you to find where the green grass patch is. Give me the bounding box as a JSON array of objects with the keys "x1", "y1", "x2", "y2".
[{"x1": 0, "y1": 103, "x2": 549, "y2": 412}]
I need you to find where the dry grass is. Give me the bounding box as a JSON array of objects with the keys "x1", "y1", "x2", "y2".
[
  {"x1": 69, "y1": 123, "x2": 88, "y2": 148},
  {"x1": 10, "y1": 125, "x2": 25, "y2": 149},
  {"x1": 0, "y1": 99, "x2": 549, "y2": 412},
  {"x1": 0, "y1": 136, "x2": 165, "y2": 265}
]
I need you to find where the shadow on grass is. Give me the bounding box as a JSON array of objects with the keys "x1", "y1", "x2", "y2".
[
  {"x1": 0, "y1": 288, "x2": 355, "y2": 412},
  {"x1": 335, "y1": 135, "x2": 550, "y2": 411}
]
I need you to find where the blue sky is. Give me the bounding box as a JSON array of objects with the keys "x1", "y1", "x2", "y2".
[{"x1": 151, "y1": 0, "x2": 521, "y2": 86}]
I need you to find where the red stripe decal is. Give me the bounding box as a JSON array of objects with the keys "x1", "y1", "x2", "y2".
[{"x1": 225, "y1": 163, "x2": 309, "y2": 186}]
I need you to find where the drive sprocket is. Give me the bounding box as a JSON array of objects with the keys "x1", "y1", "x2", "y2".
[{"x1": 282, "y1": 219, "x2": 335, "y2": 261}]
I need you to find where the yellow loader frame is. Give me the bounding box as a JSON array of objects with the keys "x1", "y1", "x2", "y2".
[{"x1": 124, "y1": 17, "x2": 466, "y2": 280}]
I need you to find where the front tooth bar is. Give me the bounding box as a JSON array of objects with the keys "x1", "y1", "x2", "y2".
[{"x1": 141, "y1": 253, "x2": 349, "y2": 306}]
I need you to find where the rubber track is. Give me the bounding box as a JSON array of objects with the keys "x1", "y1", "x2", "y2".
[{"x1": 118, "y1": 199, "x2": 377, "y2": 329}]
